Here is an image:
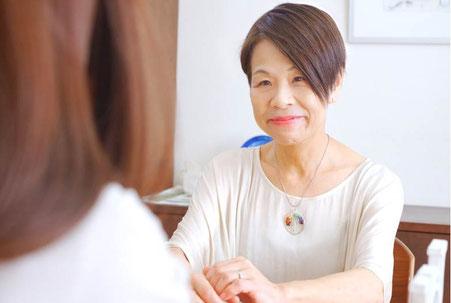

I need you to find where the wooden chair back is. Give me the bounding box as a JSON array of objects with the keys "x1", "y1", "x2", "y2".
[{"x1": 392, "y1": 237, "x2": 415, "y2": 302}]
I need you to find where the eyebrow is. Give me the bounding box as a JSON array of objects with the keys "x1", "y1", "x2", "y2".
[
  {"x1": 252, "y1": 69, "x2": 269, "y2": 76},
  {"x1": 252, "y1": 66, "x2": 298, "y2": 76}
]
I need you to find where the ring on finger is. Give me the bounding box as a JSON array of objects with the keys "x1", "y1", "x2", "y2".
[{"x1": 237, "y1": 271, "x2": 244, "y2": 279}]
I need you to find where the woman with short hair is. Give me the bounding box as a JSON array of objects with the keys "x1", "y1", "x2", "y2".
[{"x1": 169, "y1": 3, "x2": 403, "y2": 303}]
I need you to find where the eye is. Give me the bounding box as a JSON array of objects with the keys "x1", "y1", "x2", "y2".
[
  {"x1": 259, "y1": 80, "x2": 271, "y2": 86},
  {"x1": 293, "y1": 76, "x2": 304, "y2": 82}
]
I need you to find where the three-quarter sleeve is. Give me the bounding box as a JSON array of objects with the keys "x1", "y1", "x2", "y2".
[
  {"x1": 351, "y1": 172, "x2": 404, "y2": 303},
  {"x1": 168, "y1": 160, "x2": 223, "y2": 273}
]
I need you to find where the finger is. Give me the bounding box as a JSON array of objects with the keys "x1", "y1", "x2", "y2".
[
  {"x1": 209, "y1": 256, "x2": 249, "y2": 271},
  {"x1": 205, "y1": 269, "x2": 253, "y2": 297},
  {"x1": 226, "y1": 296, "x2": 241, "y2": 303},
  {"x1": 203, "y1": 266, "x2": 223, "y2": 292},
  {"x1": 214, "y1": 267, "x2": 254, "y2": 295},
  {"x1": 203, "y1": 257, "x2": 254, "y2": 291},
  {"x1": 192, "y1": 290, "x2": 204, "y2": 303},
  {"x1": 212, "y1": 269, "x2": 238, "y2": 294},
  {"x1": 220, "y1": 278, "x2": 253, "y2": 302},
  {"x1": 204, "y1": 266, "x2": 242, "y2": 295},
  {"x1": 237, "y1": 294, "x2": 252, "y2": 303},
  {"x1": 203, "y1": 267, "x2": 217, "y2": 284},
  {"x1": 203, "y1": 265, "x2": 237, "y2": 292},
  {"x1": 192, "y1": 273, "x2": 223, "y2": 303}
]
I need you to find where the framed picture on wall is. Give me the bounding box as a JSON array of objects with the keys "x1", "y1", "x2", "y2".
[{"x1": 348, "y1": 0, "x2": 450, "y2": 44}]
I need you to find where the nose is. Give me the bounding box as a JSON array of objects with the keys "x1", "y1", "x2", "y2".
[{"x1": 270, "y1": 82, "x2": 294, "y2": 109}]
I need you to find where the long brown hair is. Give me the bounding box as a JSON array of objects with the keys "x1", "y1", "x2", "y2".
[
  {"x1": 0, "y1": 0, "x2": 162, "y2": 259},
  {"x1": 240, "y1": 3, "x2": 346, "y2": 103}
]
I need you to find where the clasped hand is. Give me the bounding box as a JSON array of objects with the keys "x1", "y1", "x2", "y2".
[{"x1": 191, "y1": 256, "x2": 284, "y2": 303}]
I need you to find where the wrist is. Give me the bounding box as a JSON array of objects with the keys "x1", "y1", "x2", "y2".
[
  {"x1": 277, "y1": 283, "x2": 289, "y2": 302},
  {"x1": 278, "y1": 281, "x2": 310, "y2": 303}
]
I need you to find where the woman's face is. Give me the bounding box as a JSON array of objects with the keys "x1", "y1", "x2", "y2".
[{"x1": 249, "y1": 39, "x2": 330, "y2": 146}]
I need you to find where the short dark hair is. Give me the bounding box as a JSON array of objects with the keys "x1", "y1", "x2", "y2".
[{"x1": 240, "y1": 3, "x2": 346, "y2": 103}]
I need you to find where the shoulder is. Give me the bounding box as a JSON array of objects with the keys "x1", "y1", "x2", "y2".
[
  {"x1": 353, "y1": 160, "x2": 404, "y2": 212},
  {"x1": 196, "y1": 148, "x2": 258, "y2": 193},
  {"x1": 204, "y1": 148, "x2": 257, "y2": 178},
  {"x1": 330, "y1": 138, "x2": 403, "y2": 195},
  {"x1": 76, "y1": 183, "x2": 190, "y2": 301},
  {"x1": 209, "y1": 148, "x2": 256, "y2": 167},
  {"x1": 357, "y1": 160, "x2": 403, "y2": 191},
  {"x1": 89, "y1": 183, "x2": 167, "y2": 242},
  {"x1": 0, "y1": 183, "x2": 190, "y2": 302},
  {"x1": 66, "y1": 183, "x2": 186, "y2": 276}
]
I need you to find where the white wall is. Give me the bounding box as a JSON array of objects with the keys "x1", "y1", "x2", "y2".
[{"x1": 174, "y1": 0, "x2": 450, "y2": 207}]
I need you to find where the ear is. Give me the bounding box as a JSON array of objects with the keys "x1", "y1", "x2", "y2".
[{"x1": 328, "y1": 70, "x2": 344, "y2": 105}]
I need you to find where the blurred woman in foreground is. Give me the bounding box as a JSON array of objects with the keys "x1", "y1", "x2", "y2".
[{"x1": 0, "y1": 1, "x2": 189, "y2": 302}]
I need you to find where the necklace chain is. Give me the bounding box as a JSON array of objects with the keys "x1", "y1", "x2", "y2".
[{"x1": 274, "y1": 134, "x2": 330, "y2": 209}]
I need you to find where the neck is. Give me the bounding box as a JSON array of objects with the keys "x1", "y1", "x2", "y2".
[{"x1": 274, "y1": 132, "x2": 330, "y2": 178}]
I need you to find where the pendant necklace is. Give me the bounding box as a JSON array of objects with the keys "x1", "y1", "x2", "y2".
[{"x1": 274, "y1": 134, "x2": 329, "y2": 235}]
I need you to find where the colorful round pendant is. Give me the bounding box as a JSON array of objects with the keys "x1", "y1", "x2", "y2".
[{"x1": 283, "y1": 211, "x2": 304, "y2": 235}]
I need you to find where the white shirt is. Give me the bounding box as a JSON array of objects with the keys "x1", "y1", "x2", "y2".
[
  {"x1": 0, "y1": 183, "x2": 190, "y2": 303},
  {"x1": 168, "y1": 147, "x2": 404, "y2": 303}
]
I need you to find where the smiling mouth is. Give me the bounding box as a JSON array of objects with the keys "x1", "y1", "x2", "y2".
[
  {"x1": 268, "y1": 116, "x2": 303, "y2": 122},
  {"x1": 268, "y1": 116, "x2": 303, "y2": 125}
]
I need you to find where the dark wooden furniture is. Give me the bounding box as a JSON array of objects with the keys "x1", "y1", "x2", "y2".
[
  {"x1": 392, "y1": 238, "x2": 415, "y2": 303},
  {"x1": 149, "y1": 203, "x2": 188, "y2": 238},
  {"x1": 148, "y1": 203, "x2": 450, "y2": 302}
]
